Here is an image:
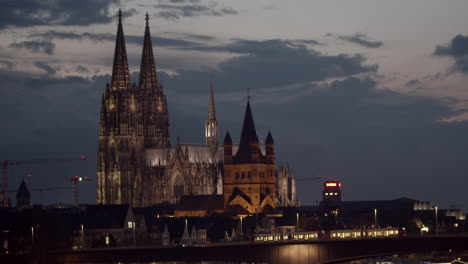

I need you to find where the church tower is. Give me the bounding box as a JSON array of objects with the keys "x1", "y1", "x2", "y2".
[
  {"x1": 205, "y1": 81, "x2": 218, "y2": 151},
  {"x1": 223, "y1": 101, "x2": 276, "y2": 215},
  {"x1": 97, "y1": 10, "x2": 144, "y2": 206},
  {"x1": 139, "y1": 13, "x2": 170, "y2": 149},
  {"x1": 16, "y1": 179, "x2": 30, "y2": 209}
]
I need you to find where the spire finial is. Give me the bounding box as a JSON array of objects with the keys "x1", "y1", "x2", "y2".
[
  {"x1": 145, "y1": 12, "x2": 150, "y2": 23},
  {"x1": 118, "y1": 9, "x2": 122, "y2": 22},
  {"x1": 247, "y1": 88, "x2": 251, "y2": 101}
]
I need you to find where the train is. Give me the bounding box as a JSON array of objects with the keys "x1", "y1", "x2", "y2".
[{"x1": 253, "y1": 227, "x2": 402, "y2": 242}]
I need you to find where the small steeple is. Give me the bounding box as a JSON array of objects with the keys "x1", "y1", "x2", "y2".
[
  {"x1": 208, "y1": 80, "x2": 216, "y2": 120},
  {"x1": 110, "y1": 9, "x2": 131, "y2": 91},
  {"x1": 224, "y1": 132, "x2": 232, "y2": 144},
  {"x1": 139, "y1": 12, "x2": 158, "y2": 92},
  {"x1": 16, "y1": 179, "x2": 30, "y2": 209},
  {"x1": 205, "y1": 81, "x2": 219, "y2": 148},
  {"x1": 265, "y1": 131, "x2": 274, "y2": 145}
]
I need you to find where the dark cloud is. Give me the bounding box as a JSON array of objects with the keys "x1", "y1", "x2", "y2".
[
  {"x1": 121, "y1": 8, "x2": 138, "y2": 18},
  {"x1": 30, "y1": 30, "x2": 202, "y2": 48},
  {"x1": 34, "y1": 61, "x2": 57, "y2": 75},
  {"x1": 433, "y1": 35, "x2": 468, "y2": 73},
  {"x1": 0, "y1": 0, "x2": 119, "y2": 29},
  {"x1": 0, "y1": 60, "x2": 15, "y2": 69},
  {"x1": 334, "y1": 33, "x2": 383, "y2": 48},
  {"x1": 164, "y1": 32, "x2": 216, "y2": 41},
  {"x1": 76, "y1": 65, "x2": 90, "y2": 73},
  {"x1": 406, "y1": 79, "x2": 421, "y2": 87},
  {"x1": 295, "y1": 39, "x2": 324, "y2": 46},
  {"x1": 153, "y1": 3, "x2": 238, "y2": 20},
  {"x1": 9, "y1": 40, "x2": 55, "y2": 55},
  {"x1": 434, "y1": 35, "x2": 468, "y2": 57},
  {"x1": 162, "y1": 39, "x2": 377, "y2": 93}
]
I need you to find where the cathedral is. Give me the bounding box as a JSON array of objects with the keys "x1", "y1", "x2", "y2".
[{"x1": 96, "y1": 10, "x2": 297, "y2": 210}]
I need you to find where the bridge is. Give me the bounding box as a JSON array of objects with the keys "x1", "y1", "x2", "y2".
[{"x1": 5, "y1": 235, "x2": 468, "y2": 264}]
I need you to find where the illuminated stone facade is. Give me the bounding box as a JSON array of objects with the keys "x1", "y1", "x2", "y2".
[
  {"x1": 223, "y1": 102, "x2": 277, "y2": 214},
  {"x1": 97, "y1": 11, "x2": 297, "y2": 208}
]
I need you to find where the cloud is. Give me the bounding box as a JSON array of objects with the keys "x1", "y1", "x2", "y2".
[
  {"x1": 160, "y1": 39, "x2": 377, "y2": 93},
  {"x1": 0, "y1": 0, "x2": 120, "y2": 29},
  {"x1": 434, "y1": 35, "x2": 468, "y2": 57},
  {"x1": 164, "y1": 32, "x2": 216, "y2": 41},
  {"x1": 153, "y1": 3, "x2": 239, "y2": 20},
  {"x1": 34, "y1": 61, "x2": 57, "y2": 75},
  {"x1": 406, "y1": 79, "x2": 421, "y2": 87},
  {"x1": 9, "y1": 40, "x2": 55, "y2": 55},
  {"x1": 0, "y1": 60, "x2": 15, "y2": 69},
  {"x1": 333, "y1": 33, "x2": 383, "y2": 48},
  {"x1": 30, "y1": 30, "x2": 202, "y2": 48},
  {"x1": 76, "y1": 65, "x2": 90, "y2": 73},
  {"x1": 434, "y1": 34, "x2": 468, "y2": 73}
]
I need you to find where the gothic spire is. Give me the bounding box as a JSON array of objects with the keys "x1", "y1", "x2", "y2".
[
  {"x1": 139, "y1": 12, "x2": 158, "y2": 91},
  {"x1": 110, "y1": 9, "x2": 131, "y2": 91},
  {"x1": 208, "y1": 80, "x2": 216, "y2": 120}
]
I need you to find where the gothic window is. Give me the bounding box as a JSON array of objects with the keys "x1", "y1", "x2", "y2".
[
  {"x1": 174, "y1": 185, "x2": 184, "y2": 199},
  {"x1": 235, "y1": 172, "x2": 239, "y2": 179},
  {"x1": 248, "y1": 172, "x2": 251, "y2": 178},
  {"x1": 241, "y1": 172, "x2": 245, "y2": 179}
]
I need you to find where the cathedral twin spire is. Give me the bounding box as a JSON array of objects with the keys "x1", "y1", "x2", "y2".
[
  {"x1": 110, "y1": 9, "x2": 131, "y2": 91},
  {"x1": 139, "y1": 13, "x2": 159, "y2": 93},
  {"x1": 111, "y1": 10, "x2": 159, "y2": 93}
]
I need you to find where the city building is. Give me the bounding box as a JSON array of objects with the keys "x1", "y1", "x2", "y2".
[{"x1": 96, "y1": 10, "x2": 297, "y2": 208}]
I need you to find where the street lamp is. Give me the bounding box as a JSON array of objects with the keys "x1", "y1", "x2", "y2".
[
  {"x1": 374, "y1": 208, "x2": 377, "y2": 228},
  {"x1": 31, "y1": 226, "x2": 34, "y2": 247},
  {"x1": 296, "y1": 213, "x2": 299, "y2": 232},
  {"x1": 435, "y1": 206, "x2": 438, "y2": 235},
  {"x1": 240, "y1": 217, "x2": 243, "y2": 240},
  {"x1": 133, "y1": 221, "x2": 136, "y2": 247},
  {"x1": 81, "y1": 224, "x2": 84, "y2": 249}
]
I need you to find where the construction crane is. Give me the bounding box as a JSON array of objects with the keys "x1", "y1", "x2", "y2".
[
  {"x1": 71, "y1": 176, "x2": 92, "y2": 206},
  {"x1": 1, "y1": 155, "x2": 87, "y2": 207}
]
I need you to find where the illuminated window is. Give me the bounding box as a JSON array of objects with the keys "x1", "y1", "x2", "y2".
[
  {"x1": 325, "y1": 193, "x2": 329, "y2": 196},
  {"x1": 128, "y1": 222, "x2": 133, "y2": 228},
  {"x1": 335, "y1": 193, "x2": 338, "y2": 195},
  {"x1": 105, "y1": 235, "x2": 110, "y2": 245}
]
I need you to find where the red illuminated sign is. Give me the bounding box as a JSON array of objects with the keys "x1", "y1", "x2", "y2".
[{"x1": 325, "y1": 182, "x2": 341, "y2": 187}]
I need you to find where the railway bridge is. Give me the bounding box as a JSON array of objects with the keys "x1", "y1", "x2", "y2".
[{"x1": 4, "y1": 235, "x2": 468, "y2": 264}]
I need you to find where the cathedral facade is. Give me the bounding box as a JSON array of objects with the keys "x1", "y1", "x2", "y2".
[{"x1": 96, "y1": 10, "x2": 297, "y2": 208}]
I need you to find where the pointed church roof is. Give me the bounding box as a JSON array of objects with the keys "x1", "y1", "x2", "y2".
[
  {"x1": 110, "y1": 9, "x2": 131, "y2": 91},
  {"x1": 224, "y1": 131, "x2": 232, "y2": 145},
  {"x1": 17, "y1": 179, "x2": 29, "y2": 197},
  {"x1": 208, "y1": 81, "x2": 216, "y2": 120},
  {"x1": 235, "y1": 101, "x2": 260, "y2": 161},
  {"x1": 265, "y1": 131, "x2": 274, "y2": 144},
  {"x1": 138, "y1": 13, "x2": 158, "y2": 91}
]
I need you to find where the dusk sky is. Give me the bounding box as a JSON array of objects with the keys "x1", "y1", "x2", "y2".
[{"x1": 1, "y1": 0, "x2": 468, "y2": 210}]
